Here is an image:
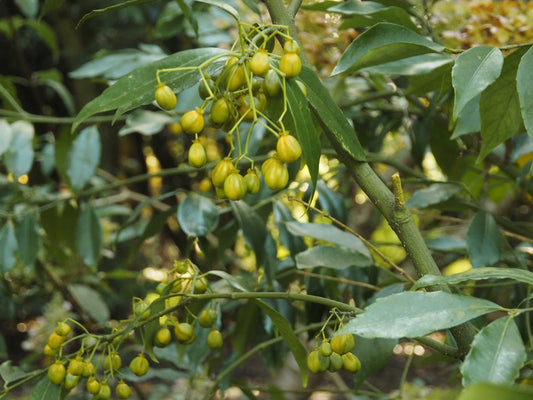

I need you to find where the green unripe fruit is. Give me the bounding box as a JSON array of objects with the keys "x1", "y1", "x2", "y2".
[
  {"x1": 67, "y1": 356, "x2": 85, "y2": 376},
  {"x1": 263, "y1": 69, "x2": 281, "y2": 97},
  {"x1": 224, "y1": 172, "x2": 248, "y2": 200},
  {"x1": 174, "y1": 322, "x2": 195, "y2": 344},
  {"x1": 155, "y1": 83, "x2": 177, "y2": 110},
  {"x1": 188, "y1": 140, "x2": 207, "y2": 168},
  {"x1": 283, "y1": 39, "x2": 301, "y2": 54},
  {"x1": 328, "y1": 352, "x2": 344, "y2": 372},
  {"x1": 198, "y1": 308, "x2": 218, "y2": 328},
  {"x1": 194, "y1": 276, "x2": 209, "y2": 293},
  {"x1": 307, "y1": 349, "x2": 330, "y2": 373},
  {"x1": 43, "y1": 344, "x2": 57, "y2": 357},
  {"x1": 263, "y1": 158, "x2": 289, "y2": 190},
  {"x1": 319, "y1": 341, "x2": 332, "y2": 357},
  {"x1": 133, "y1": 301, "x2": 150, "y2": 320},
  {"x1": 86, "y1": 377, "x2": 101, "y2": 394},
  {"x1": 55, "y1": 321, "x2": 71, "y2": 336},
  {"x1": 212, "y1": 158, "x2": 234, "y2": 187},
  {"x1": 129, "y1": 354, "x2": 149, "y2": 376},
  {"x1": 206, "y1": 329, "x2": 223, "y2": 349},
  {"x1": 63, "y1": 373, "x2": 80, "y2": 390},
  {"x1": 82, "y1": 361, "x2": 95, "y2": 378},
  {"x1": 276, "y1": 132, "x2": 302, "y2": 163},
  {"x1": 103, "y1": 353, "x2": 122, "y2": 371},
  {"x1": 181, "y1": 108, "x2": 205, "y2": 134},
  {"x1": 48, "y1": 361, "x2": 66, "y2": 385},
  {"x1": 244, "y1": 169, "x2": 260, "y2": 194},
  {"x1": 154, "y1": 327, "x2": 172, "y2": 347},
  {"x1": 116, "y1": 381, "x2": 132, "y2": 399},
  {"x1": 223, "y1": 57, "x2": 246, "y2": 91},
  {"x1": 210, "y1": 97, "x2": 230, "y2": 125},
  {"x1": 342, "y1": 352, "x2": 361, "y2": 373},
  {"x1": 198, "y1": 78, "x2": 214, "y2": 99},
  {"x1": 97, "y1": 381, "x2": 111, "y2": 400},
  {"x1": 279, "y1": 52, "x2": 302, "y2": 78}
]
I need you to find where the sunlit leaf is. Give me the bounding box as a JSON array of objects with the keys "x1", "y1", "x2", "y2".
[
  {"x1": 406, "y1": 183, "x2": 462, "y2": 209},
  {"x1": 67, "y1": 126, "x2": 101, "y2": 192},
  {"x1": 461, "y1": 316, "x2": 526, "y2": 386},
  {"x1": 4, "y1": 120, "x2": 34, "y2": 179},
  {"x1": 336, "y1": 291, "x2": 501, "y2": 339},
  {"x1": 452, "y1": 46, "x2": 503, "y2": 121},
  {"x1": 332, "y1": 22, "x2": 444, "y2": 75},
  {"x1": 68, "y1": 284, "x2": 110, "y2": 325},
  {"x1": 517, "y1": 46, "x2": 533, "y2": 147},
  {"x1": 296, "y1": 245, "x2": 372, "y2": 269},
  {"x1": 478, "y1": 47, "x2": 526, "y2": 161},
  {"x1": 359, "y1": 53, "x2": 452, "y2": 75},
  {"x1": 118, "y1": 110, "x2": 174, "y2": 136},
  {"x1": 177, "y1": 193, "x2": 219, "y2": 237},
  {"x1": 466, "y1": 212, "x2": 501, "y2": 268}
]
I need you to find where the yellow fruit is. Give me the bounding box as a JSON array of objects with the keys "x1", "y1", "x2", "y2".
[
  {"x1": 307, "y1": 349, "x2": 329, "y2": 373},
  {"x1": 198, "y1": 308, "x2": 218, "y2": 328},
  {"x1": 155, "y1": 83, "x2": 177, "y2": 110},
  {"x1": 97, "y1": 381, "x2": 111, "y2": 400},
  {"x1": 181, "y1": 108, "x2": 205, "y2": 134},
  {"x1": 238, "y1": 95, "x2": 259, "y2": 121},
  {"x1": 249, "y1": 49, "x2": 270, "y2": 76},
  {"x1": 55, "y1": 321, "x2": 71, "y2": 336},
  {"x1": 279, "y1": 53, "x2": 302, "y2": 78},
  {"x1": 155, "y1": 327, "x2": 172, "y2": 347},
  {"x1": 276, "y1": 132, "x2": 302, "y2": 163},
  {"x1": 116, "y1": 381, "x2": 132, "y2": 399},
  {"x1": 103, "y1": 353, "x2": 122, "y2": 371},
  {"x1": 47, "y1": 332, "x2": 65, "y2": 349},
  {"x1": 210, "y1": 97, "x2": 230, "y2": 125},
  {"x1": 174, "y1": 322, "x2": 195, "y2": 344},
  {"x1": 224, "y1": 172, "x2": 248, "y2": 200},
  {"x1": 342, "y1": 352, "x2": 361, "y2": 373},
  {"x1": 328, "y1": 352, "x2": 344, "y2": 372},
  {"x1": 212, "y1": 158, "x2": 235, "y2": 187},
  {"x1": 48, "y1": 361, "x2": 66, "y2": 385},
  {"x1": 67, "y1": 356, "x2": 85, "y2": 376},
  {"x1": 244, "y1": 169, "x2": 260, "y2": 194},
  {"x1": 263, "y1": 158, "x2": 289, "y2": 190},
  {"x1": 188, "y1": 140, "x2": 207, "y2": 168},
  {"x1": 198, "y1": 177, "x2": 212, "y2": 192},
  {"x1": 82, "y1": 361, "x2": 95, "y2": 377},
  {"x1": 129, "y1": 354, "x2": 149, "y2": 376},
  {"x1": 223, "y1": 57, "x2": 246, "y2": 91},
  {"x1": 43, "y1": 344, "x2": 57, "y2": 357},
  {"x1": 194, "y1": 276, "x2": 209, "y2": 293},
  {"x1": 86, "y1": 377, "x2": 101, "y2": 394},
  {"x1": 169, "y1": 122, "x2": 183, "y2": 135},
  {"x1": 330, "y1": 333, "x2": 355, "y2": 355}
]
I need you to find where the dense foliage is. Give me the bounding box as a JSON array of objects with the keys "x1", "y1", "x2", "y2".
[{"x1": 1, "y1": 0, "x2": 533, "y2": 399}]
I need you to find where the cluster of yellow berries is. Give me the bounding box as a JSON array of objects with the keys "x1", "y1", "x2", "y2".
[
  {"x1": 44, "y1": 261, "x2": 223, "y2": 398},
  {"x1": 154, "y1": 24, "x2": 306, "y2": 200},
  {"x1": 307, "y1": 333, "x2": 361, "y2": 374}
]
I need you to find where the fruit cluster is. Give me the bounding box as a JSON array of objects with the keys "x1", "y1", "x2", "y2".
[
  {"x1": 44, "y1": 260, "x2": 223, "y2": 398},
  {"x1": 307, "y1": 333, "x2": 361, "y2": 374},
  {"x1": 154, "y1": 23, "x2": 306, "y2": 200}
]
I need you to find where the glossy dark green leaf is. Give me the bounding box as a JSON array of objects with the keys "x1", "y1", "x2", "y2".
[
  {"x1": 77, "y1": 0, "x2": 158, "y2": 28},
  {"x1": 331, "y1": 0, "x2": 417, "y2": 31},
  {"x1": 73, "y1": 47, "x2": 226, "y2": 131},
  {"x1": 360, "y1": 53, "x2": 452, "y2": 75},
  {"x1": 286, "y1": 79, "x2": 321, "y2": 191},
  {"x1": 451, "y1": 95, "x2": 481, "y2": 139},
  {"x1": 406, "y1": 183, "x2": 462, "y2": 209},
  {"x1": 68, "y1": 284, "x2": 110, "y2": 325},
  {"x1": 452, "y1": 46, "x2": 503, "y2": 121},
  {"x1": 0, "y1": 221, "x2": 18, "y2": 273},
  {"x1": 254, "y1": 299, "x2": 308, "y2": 387},
  {"x1": 517, "y1": 46, "x2": 533, "y2": 146},
  {"x1": 28, "y1": 376, "x2": 64, "y2": 400},
  {"x1": 332, "y1": 23, "x2": 444, "y2": 75},
  {"x1": 466, "y1": 212, "x2": 501, "y2": 268},
  {"x1": 15, "y1": 214, "x2": 40, "y2": 267},
  {"x1": 76, "y1": 203, "x2": 102, "y2": 267},
  {"x1": 296, "y1": 245, "x2": 372, "y2": 269},
  {"x1": 478, "y1": 47, "x2": 526, "y2": 161},
  {"x1": 299, "y1": 67, "x2": 366, "y2": 162},
  {"x1": 4, "y1": 120, "x2": 34, "y2": 179},
  {"x1": 177, "y1": 193, "x2": 219, "y2": 237},
  {"x1": 67, "y1": 126, "x2": 101, "y2": 192},
  {"x1": 461, "y1": 316, "x2": 526, "y2": 386},
  {"x1": 413, "y1": 267, "x2": 533, "y2": 290},
  {"x1": 286, "y1": 221, "x2": 371, "y2": 258},
  {"x1": 195, "y1": 0, "x2": 239, "y2": 20},
  {"x1": 336, "y1": 291, "x2": 501, "y2": 339},
  {"x1": 230, "y1": 200, "x2": 267, "y2": 266},
  {"x1": 457, "y1": 383, "x2": 533, "y2": 400}
]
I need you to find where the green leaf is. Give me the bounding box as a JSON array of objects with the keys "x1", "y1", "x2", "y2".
[
  {"x1": 195, "y1": 0, "x2": 239, "y2": 20},
  {"x1": 332, "y1": 23, "x2": 444, "y2": 75},
  {"x1": 207, "y1": 270, "x2": 251, "y2": 292},
  {"x1": 254, "y1": 299, "x2": 308, "y2": 387},
  {"x1": 478, "y1": 47, "x2": 526, "y2": 161},
  {"x1": 0, "y1": 221, "x2": 18, "y2": 273},
  {"x1": 5, "y1": 120, "x2": 34, "y2": 179},
  {"x1": 336, "y1": 291, "x2": 501, "y2": 339},
  {"x1": 353, "y1": 336, "x2": 397, "y2": 389},
  {"x1": 451, "y1": 95, "x2": 481, "y2": 139},
  {"x1": 406, "y1": 183, "x2": 462, "y2": 209},
  {"x1": 29, "y1": 376, "x2": 64, "y2": 400},
  {"x1": 240, "y1": 0, "x2": 261, "y2": 15},
  {"x1": 517, "y1": 46, "x2": 533, "y2": 146},
  {"x1": 68, "y1": 284, "x2": 110, "y2": 325},
  {"x1": 40, "y1": 0, "x2": 66, "y2": 18},
  {"x1": 412, "y1": 267, "x2": 533, "y2": 290},
  {"x1": 72, "y1": 47, "x2": 226, "y2": 131},
  {"x1": 461, "y1": 316, "x2": 526, "y2": 386},
  {"x1": 67, "y1": 126, "x2": 101, "y2": 192},
  {"x1": 360, "y1": 53, "x2": 452, "y2": 75},
  {"x1": 331, "y1": 0, "x2": 417, "y2": 31},
  {"x1": 286, "y1": 79, "x2": 321, "y2": 190},
  {"x1": 466, "y1": 211, "x2": 501, "y2": 268},
  {"x1": 76, "y1": 203, "x2": 102, "y2": 267},
  {"x1": 15, "y1": 0, "x2": 39, "y2": 19},
  {"x1": 176, "y1": 0, "x2": 198, "y2": 38},
  {"x1": 15, "y1": 214, "x2": 40, "y2": 267},
  {"x1": 452, "y1": 46, "x2": 503, "y2": 121},
  {"x1": 296, "y1": 245, "x2": 372, "y2": 269},
  {"x1": 76, "y1": 0, "x2": 158, "y2": 28},
  {"x1": 0, "y1": 119, "x2": 12, "y2": 155},
  {"x1": 177, "y1": 193, "x2": 219, "y2": 237},
  {"x1": 273, "y1": 202, "x2": 306, "y2": 257},
  {"x1": 299, "y1": 67, "x2": 366, "y2": 162},
  {"x1": 0, "y1": 360, "x2": 34, "y2": 384},
  {"x1": 230, "y1": 200, "x2": 267, "y2": 266},
  {"x1": 286, "y1": 221, "x2": 371, "y2": 258},
  {"x1": 457, "y1": 383, "x2": 533, "y2": 400},
  {"x1": 118, "y1": 110, "x2": 174, "y2": 136}
]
